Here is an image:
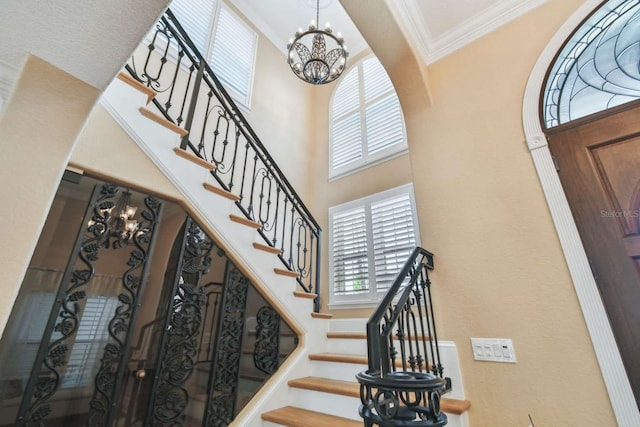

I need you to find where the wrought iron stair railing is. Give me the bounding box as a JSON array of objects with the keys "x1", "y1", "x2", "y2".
[
  {"x1": 124, "y1": 9, "x2": 322, "y2": 311},
  {"x1": 357, "y1": 247, "x2": 449, "y2": 427}
]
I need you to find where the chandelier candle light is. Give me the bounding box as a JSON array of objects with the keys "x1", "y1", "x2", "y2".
[{"x1": 287, "y1": 0, "x2": 348, "y2": 85}]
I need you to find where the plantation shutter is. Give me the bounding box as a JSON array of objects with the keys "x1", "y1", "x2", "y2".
[
  {"x1": 62, "y1": 296, "x2": 119, "y2": 388},
  {"x1": 371, "y1": 194, "x2": 417, "y2": 290},
  {"x1": 331, "y1": 207, "x2": 369, "y2": 295},
  {"x1": 209, "y1": 4, "x2": 258, "y2": 105},
  {"x1": 330, "y1": 56, "x2": 406, "y2": 177},
  {"x1": 331, "y1": 69, "x2": 362, "y2": 170},
  {"x1": 169, "y1": 0, "x2": 218, "y2": 54},
  {"x1": 362, "y1": 58, "x2": 405, "y2": 156}
]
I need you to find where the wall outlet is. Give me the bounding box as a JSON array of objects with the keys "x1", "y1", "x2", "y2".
[{"x1": 470, "y1": 338, "x2": 516, "y2": 363}]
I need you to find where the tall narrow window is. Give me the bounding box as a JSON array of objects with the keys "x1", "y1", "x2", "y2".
[
  {"x1": 209, "y1": 4, "x2": 258, "y2": 107},
  {"x1": 167, "y1": 0, "x2": 258, "y2": 109},
  {"x1": 329, "y1": 184, "x2": 420, "y2": 307},
  {"x1": 330, "y1": 56, "x2": 407, "y2": 178}
]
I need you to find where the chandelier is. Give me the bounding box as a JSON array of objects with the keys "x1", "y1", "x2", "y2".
[
  {"x1": 287, "y1": 0, "x2": 348, "y2": 85},
  {"x1": 89, "y1": 189, "x2": 139, "y2": 249}
]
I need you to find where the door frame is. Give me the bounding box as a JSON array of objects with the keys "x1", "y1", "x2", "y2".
[{"x1": 523, "y1": 1, "x2": 640, "y2": 424}]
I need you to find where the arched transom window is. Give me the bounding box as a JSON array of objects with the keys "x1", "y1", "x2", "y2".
[
  {"x1": 543, "y1": 0, "x2": 640, "y2": 128},
  {"x1": 330, "y1": 55, "x2": 407, "y2": 178}
]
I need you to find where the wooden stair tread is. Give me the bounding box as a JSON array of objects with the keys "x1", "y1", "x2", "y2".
[
  {"x1": 173, "y1": 147, "x2": 215, "y2": 171},
  {"x1": 309, "y1": 353, "x2": 368, "y2": 365},
  {"x1": 288, "y1": 377, "x2": 470, "y2": 415},
  {"x1": 229, "y1": 214, "x2": 261, "y2": 229},
  {"x1": 253, "y1": 242, "x2": 282, "y2": 254},
  {"x1": 293, "y1": 291, "x2": 316, "y2": 299},
  {"x1": 274, "y1": 267, "x2": 300, "y2": 278},
  {"x1": 327, "y1": 332, "x2": 367, "y2": 339},
  {"x1": 327, "y1": 332, "x2": 431, "y2": 341},
  {"x1": 311, "y1": 312, "x2": 333, "y2": 319},
  {"x1": 309, "y1": 352, "x2": 429, "y2": 370},
  {"x1": 139, "y1": 107, "x2": 188, "y2": 137},
  {"x1": 261, "y1": 406, "x2": 361, "y2": 427},
  {"x1": 288, "y1": 376, "x2": 357, "y2": 398},
  {"x1": 117, "y1": 72, "x2": 156, "y2": 104},
  {"x1": 203, "y1": 182, "x2": 238, "y2": 200}
]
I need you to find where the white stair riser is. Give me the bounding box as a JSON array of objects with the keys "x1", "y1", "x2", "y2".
[
  {"x1": 326, "y1": 338, "x2": 368, "y2": 355},
  {"x1": 289, "y1": 388, "x2": 361, "y2": 421},
  {"x1": 310, "y1": 360, "x2": 365, "y2": 382}
]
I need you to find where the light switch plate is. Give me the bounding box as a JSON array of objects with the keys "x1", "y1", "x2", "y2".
[{"x1": 471, "y1": 338, "x2": 516, "y2": 363}]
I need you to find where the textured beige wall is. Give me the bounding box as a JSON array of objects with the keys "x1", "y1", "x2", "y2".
[
  {"x1": 336, "y1": 0, "x2": 616, "y2": 425},
  {"x1": 0, "y1": 56, "x2": 100, "y2": 338}
]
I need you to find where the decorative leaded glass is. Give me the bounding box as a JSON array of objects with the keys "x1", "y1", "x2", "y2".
[{"x1": 543, "y1": 0, "x2": 640, "y2": 128}]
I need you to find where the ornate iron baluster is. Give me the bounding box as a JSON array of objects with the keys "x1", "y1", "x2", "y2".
[
  {"x1": 253, "y1": 306, "x2": 281, "y2": 375},
  {"x1": 88, "y1": 193, "x2": 163, "y2": 426},
  {"x1": 125, "y1": 9, "x2": 323, "y2": 308},
  {"x1": 147, "y1": 217, "x2": 213, "y2": 425},
  {"x1": 204, "y1": 265, "x2": 250, "y2": 427},
  {"x1": 357, "y1": 247, "x2": 448, "y2": 426}
]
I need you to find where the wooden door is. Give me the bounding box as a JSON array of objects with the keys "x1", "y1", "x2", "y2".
[{"x1": 547, "y1": 102, "x2": 640, "y2": 408}]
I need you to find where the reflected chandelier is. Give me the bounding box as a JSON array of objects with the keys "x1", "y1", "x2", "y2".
[{"x1": 287, "y1": 0, "x2": 348, "y2": 85}]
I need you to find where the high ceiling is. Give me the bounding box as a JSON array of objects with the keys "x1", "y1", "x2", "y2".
[
  {"x1": 0, "y1": 0, "x2": 552, "y2": 110},
  {"x1": 230, "y1": 0, "x2": 550, "y2": 63}
]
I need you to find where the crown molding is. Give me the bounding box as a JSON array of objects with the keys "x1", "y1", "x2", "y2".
[{"x1": 391, "y1": 0, "x2": 550, "y2": 64}]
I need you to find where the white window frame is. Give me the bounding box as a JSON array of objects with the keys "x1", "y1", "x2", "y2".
[
  {"x1": 328, "y1": 183, "x2": 421, "y2": 309},
  {"x1": 165, "y1": 0, "x2": 258, "y2": 110},
  {"x1": 329, "y1": 55, "x2": 408, "y2": 180}
]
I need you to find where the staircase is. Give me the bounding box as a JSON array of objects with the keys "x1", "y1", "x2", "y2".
[{"x1": 101, "y1": 68, "x2": 471, "y2": 427}]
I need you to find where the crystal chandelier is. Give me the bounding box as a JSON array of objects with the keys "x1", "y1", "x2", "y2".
[
  {"x1": 89, "y1": 189, "x2": 139, "y2": 249},
  {"x1": 287, "y1": 0, "x2": 348, "y2": 85}
]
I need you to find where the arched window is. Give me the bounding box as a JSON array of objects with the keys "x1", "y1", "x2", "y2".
[
  {"x1": 542, "y1": 0, "x2": 640, "y2": 128},
  {"x1": 329, "y1": 55, "x2": 407, "y2": 178}
]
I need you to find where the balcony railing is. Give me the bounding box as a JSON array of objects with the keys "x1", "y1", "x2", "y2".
[
  {"x1": 124, "y1": 9, "x2": 321, "y2": 311},
  {"x1": 357, "y1": 247, "x2": 449, "y2": 426}
]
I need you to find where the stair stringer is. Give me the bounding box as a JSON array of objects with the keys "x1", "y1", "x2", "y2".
[{"x1": 99, "y1": 77, "x2": 330, "y2": 426}]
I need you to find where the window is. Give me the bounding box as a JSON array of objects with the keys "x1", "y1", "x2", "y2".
[
  {"x1": 542, "y1": 0, "x2": 640, "y2": 128},
  {"x1": 330, "y1": 56, "x2": 407, "y2": 179},
  {"x1": 328, "y1": 184, "x2": 420, "y2": 307},
  {"x1": 170, "y1": 0, "x2": 258, "y2": 108}
]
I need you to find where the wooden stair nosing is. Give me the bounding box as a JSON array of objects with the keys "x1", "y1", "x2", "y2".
[
  {"x1": 274, "y1": 267, "x2": 300, "y2": 278},
  {"x1": 310, "y1": 312, "x2": 333, "y2": 319},
  {"x1": 253, "y1": 242, "x2": 282, "y2": 254},
  {"x1": 308, "y1": 353, "x2": 368, "y2": 365},
  {"x1": 309, "y1": 352, "x2": 429, "y2": 370},
  {"x1": 293, "y1": 291, "x2": 316, "y2": 300},
  {"x1": 327, "y1": 332, "x2": 431, "y2": 341},
  {"x1": 288, "y1": 377, "x2": 470, "y2": 415},
  {"x1": 173, "y1": 147, "x2": 216, "y2": 171},
  {"x1": 261, "y1": 406, "x2": 361, "y2": 427},
  {"x1": 139, "y1": 107, "x2": 188, "y2": 137},
  {"x1": 229, "y1": 214, "x2": 261, "y2": 229},
  {"x1": 203, "y1": 182, "x2": 239, "y2": 200},
  {"x1": 117, "y1": 72, "x2": 156, "y2": 104}
]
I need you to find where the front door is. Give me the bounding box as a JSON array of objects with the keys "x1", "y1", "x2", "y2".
[{"x1": 547, "y1": 101, "x2": 640, "y2": 408}]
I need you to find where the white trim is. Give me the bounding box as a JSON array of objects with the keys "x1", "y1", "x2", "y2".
[
  {"x1": 328, "y1": 183, "x2": 421, "y2": 308},
  {"x1": 522, "y1": 1, "x2": 640, "y2": 424},
  {"x1": 391, "y1": 0, "x2": 551, "y2": 64}
]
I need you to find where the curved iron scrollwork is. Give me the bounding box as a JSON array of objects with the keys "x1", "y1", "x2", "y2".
[
  {"x1": 17, "y1": 184, "x2": 163, "y2": 426},
  {"x1": 357, "y1": 247, "x2": 448, "y2": 426},
  {"x1": 253, "y1": 306, "x2": 280, "y2": 375},
  {"x1": 204, "y1": 266, "x2": 250, "y2": 427},
  {"x1": 150, "y1": 219, "x2": 213, "y2": 425},
  {"x1": 125, "y1": 9, "x2": 322, "y2": 310},
  {"x1": 88, "y1": 193, "x2": 163, "y2": 426}
]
